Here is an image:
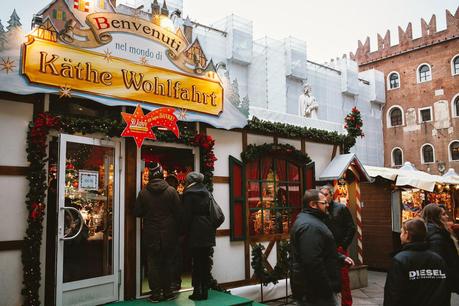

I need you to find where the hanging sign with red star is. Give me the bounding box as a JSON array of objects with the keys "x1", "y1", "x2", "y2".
[{"x1": 121, "y1": 104, "x2": 180, "y2": 148}]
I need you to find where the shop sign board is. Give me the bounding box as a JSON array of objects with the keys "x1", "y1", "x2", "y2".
[{"x1": 22, "y1": 37, "x2": 224, "y2": 116}]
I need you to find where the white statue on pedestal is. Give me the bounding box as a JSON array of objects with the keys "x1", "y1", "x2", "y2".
[{"x1": 298, "y1": 84, "x2": 319, "y2": 119}]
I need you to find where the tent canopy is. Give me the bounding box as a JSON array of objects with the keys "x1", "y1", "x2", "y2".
[
  {"x1": 318, "y1": 153, "x2": 373, "y2": 182},
  {"x1": 364, "y1": 162, "x2": 459, "y2": 192}
]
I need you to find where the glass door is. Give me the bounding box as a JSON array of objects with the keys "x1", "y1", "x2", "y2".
[{"x1": 56, "y1": 134, "x2": 120, "y2": 306}]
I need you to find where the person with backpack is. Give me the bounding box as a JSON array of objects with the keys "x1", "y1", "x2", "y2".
[{"x1": 182, "y1": 171, "x2": 216, "y2": 300}]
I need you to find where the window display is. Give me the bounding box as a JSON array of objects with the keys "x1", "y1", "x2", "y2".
[
  {"x1": 247, "y1": 158, "x2": 302, "y2": 237},
  {"x1": 401, "y1": 188, "x2": 455, "y2": 223}
]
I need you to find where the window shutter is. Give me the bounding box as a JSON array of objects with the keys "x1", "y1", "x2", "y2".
[
  {"x1": 303, "y1": 161, "x2": 315, "y2": 192},
  {"x1": 229, "y1": 155, "x2": 246, "y2": 241}
]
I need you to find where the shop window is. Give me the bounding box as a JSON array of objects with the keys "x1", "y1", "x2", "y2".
[
  {"x1": 388, "y1": 72, "x2": 400, "y2": 89},
  {"x1": 452, "y1": 55, "x2": 459, "y2": 76},
  {"x1": 417, "y1": 64, "x2": 432, "y2": 83},
  {"x1": 246, "y1": 157, "x2": 303, "y2": 237},
  {"x1": 419, "y1": 107, "x2": 432, "y2": 123},
  {"x1": 450, "y1": 141, "x2": 459, "y2": 161},
  {"x1": 392, "y1": 148, "x2": 403, "y2": 167},
  {"x1": 421, "y1": 144, "x2": 434, "y2": 164},
  {"x1": 389, "y1": 107, "x2": 403, "y2": 127}
]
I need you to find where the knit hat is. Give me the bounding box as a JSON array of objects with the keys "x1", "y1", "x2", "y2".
[
  {"x1": 147, "y1": 162, "x2": 163, "y2": 179},
  {"x1": 184, "y1": 171, "x2": 204, "y2": 187}
]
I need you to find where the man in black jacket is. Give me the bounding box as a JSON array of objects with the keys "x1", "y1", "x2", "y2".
[
  {"x1": 134, "y1": 162, "x2": 182, "y2": 303},
  {"x1": 321, "y1": 185, "x2": 356, "y2": 306},
  {"x1": 291, "y1": 189, "x2": 354, "y2": 306},
  {"x1": 384, "y1": 218, "x2": 449, "y2": 306}
]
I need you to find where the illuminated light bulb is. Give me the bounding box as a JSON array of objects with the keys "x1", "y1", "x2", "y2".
[{"x1": 159, "y1": 16, "x2": 175, "y2": 32}]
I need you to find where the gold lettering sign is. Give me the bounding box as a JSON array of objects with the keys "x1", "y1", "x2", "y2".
[
  {"x1": 82, "y1": 13, "x2": 187, "y2": 55},
  {"x1": 22, "y1": 38, "x2": 223, "y2": 115}
]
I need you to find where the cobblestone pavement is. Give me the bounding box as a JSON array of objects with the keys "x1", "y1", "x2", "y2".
[{"x1": 264, "y1": 270, "x2": 459, "y2": 306}]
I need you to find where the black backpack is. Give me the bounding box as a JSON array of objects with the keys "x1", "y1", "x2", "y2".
[{"x1": 208, "y1": 193, "x2": 225, "y2": 228}]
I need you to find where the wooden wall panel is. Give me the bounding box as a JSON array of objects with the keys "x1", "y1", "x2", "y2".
[{"x1": 360, "y1": 178, "x2": 394, "y2": 270}]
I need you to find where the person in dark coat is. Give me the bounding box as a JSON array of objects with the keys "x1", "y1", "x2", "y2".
[
  {"x1": 182, "y1": 171, "x2": 215, "y2": 300},
  {"x1": 134, "y1": 162, "x2": 181, "y2": 302},
  {"x1": 383, "y1": 218, "x2": 449, "y2": 306},
  {"x1": 290, "y1": 189, "x2": 354, "y2": 306},
  {"x1": 165, "y1": 174, "x2": 183, "y2": 291},
  {"x1": 320, "y1": 185, "x2": 356, "y2": 306},
  {"x1": 421, "y1": 204, "x2": 459, "y2": 304}
]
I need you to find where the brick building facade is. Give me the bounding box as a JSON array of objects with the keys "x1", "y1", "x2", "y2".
[{"x1": 351, "y1": 8, "x2": 459, "y2": 174}]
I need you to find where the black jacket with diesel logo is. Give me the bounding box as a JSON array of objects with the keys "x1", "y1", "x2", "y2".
[{"x1": 383, "y1": 242, "x2": 449, "y2": 306}]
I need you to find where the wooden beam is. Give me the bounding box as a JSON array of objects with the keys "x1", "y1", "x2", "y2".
[
  {"x1": 0, "y1": 240, "x2": 23, "y2": 251},
  {"x1": 0, "y1": 166, "x2": 29, "y2": 176},
  {"x1": 212, "y1": 176, "x2": 229, "y2": 184},
  {"x1": 216, "y1": 229, "x2": 230, "y2": 237},
  {"x1": 219, "y1": 278, "x2": 258, "y2": 289},
  {"x1": 124, "y1": 140, "x2": 137, "y2": 299},
  {"x1": 242, "y1": 130, "x2": 249, "y2": 279},
  {"x1": 301, "y1": 139, "x2": 306, "y2": 154}
]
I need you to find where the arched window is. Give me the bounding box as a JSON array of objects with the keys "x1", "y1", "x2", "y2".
[
  {"x1": 392, "y1": 148, "x2": 403, "y2": 166},
  {"x1": 421, "y1": 144, "x2": 434, "y2": 164},
  {"x1": 450, "y1": 141, "x2": 459, "y2": 161},
  {"x1": 389, "y1": 107, "x2": 403, "y2": 126},
  {"x1": 418, "y1": 64, "x2": 432, "y2": 82},
  {"x1": 388, "y1": 72, "x2": 400, "y2": 89},
  {"x1": 452, "y1": 55, "x2": 459, "y2": 76},
  {"x1": 453, "y1": 95, "x2": 459, "y2": 118}
]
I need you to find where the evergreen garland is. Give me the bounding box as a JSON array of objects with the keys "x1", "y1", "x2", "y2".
[
  {"x1": 21, "y1": 113, "x2": 217, "y2": 305},
  {"x1": 246, "y1": 117, "x2": 356, "y2": 153},
  {"x1": 241, "y1": 143, "x2": 311, "y2": 165},
  {"x1": 251, "y1": 241, "x2": 291, "y2": 286}
]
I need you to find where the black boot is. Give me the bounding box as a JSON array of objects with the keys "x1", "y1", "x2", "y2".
[
  {"x1": 200, "y1": 285, "x2": 208, "y2": 300},
  {"x1": 189, "y1": 284, "x2": 202, "y2": 300}
]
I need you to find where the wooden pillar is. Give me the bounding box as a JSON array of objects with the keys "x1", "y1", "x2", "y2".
[{"x1": 124, "y1": 139, "x2": 137, "y2": 298}]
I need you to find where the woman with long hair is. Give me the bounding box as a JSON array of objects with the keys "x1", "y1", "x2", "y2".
[{"x1": 421, "y1": 204, "x2": 459, "y2": 303}]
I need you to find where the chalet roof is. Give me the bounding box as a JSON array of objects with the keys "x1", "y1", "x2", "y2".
[{"x1": 318, "y1": 153, "x2": 372, "y2": 183}]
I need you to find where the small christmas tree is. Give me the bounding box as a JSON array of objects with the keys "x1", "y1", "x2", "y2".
[
  {"x1": 7, "y1": 9, "x2": 22, "y2": 31},
  {"x1": 344, "y1": 107, "x2": 364, "y2": 138}
]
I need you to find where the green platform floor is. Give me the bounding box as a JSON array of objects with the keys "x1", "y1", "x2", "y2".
[{"x1": 107, "y1": 290, "x2": 265, "y2": 306}]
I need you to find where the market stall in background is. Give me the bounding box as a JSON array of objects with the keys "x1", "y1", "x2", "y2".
[{"x1": 361, "y1": 162, "x2": 459, "y2": 270}]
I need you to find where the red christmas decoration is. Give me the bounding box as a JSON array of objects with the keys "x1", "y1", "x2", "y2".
[{"x1": 121, "y1": 105, "x2": 180, "y2": 148}]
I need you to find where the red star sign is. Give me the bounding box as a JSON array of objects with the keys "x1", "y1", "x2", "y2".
[
  {"x1": 121, "y1": 105, "x2": 180, "y2": 148},
  {"x1": 121, "y1": 105, "x2": 157, "y2": 148}
]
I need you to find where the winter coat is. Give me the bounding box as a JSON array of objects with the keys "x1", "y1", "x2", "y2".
[
  {"x1": 327, "y1": 201, "x2": 356, "y2": 249},
  {"x1": 426, "y1": 223, "x2": 459, "y2": 293},
  {"x1": 183, "y1": 182, "x2": 216, "y2": 248},
  {"x1": 290, "y1": 207, "x2": 344, "y2": 302},
  {"x1": 383, "y1": 241, "x2": 449, "y2": 306},
  {"x1": 134, "y1": 179, "x2": 182, "y2": 250}
]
